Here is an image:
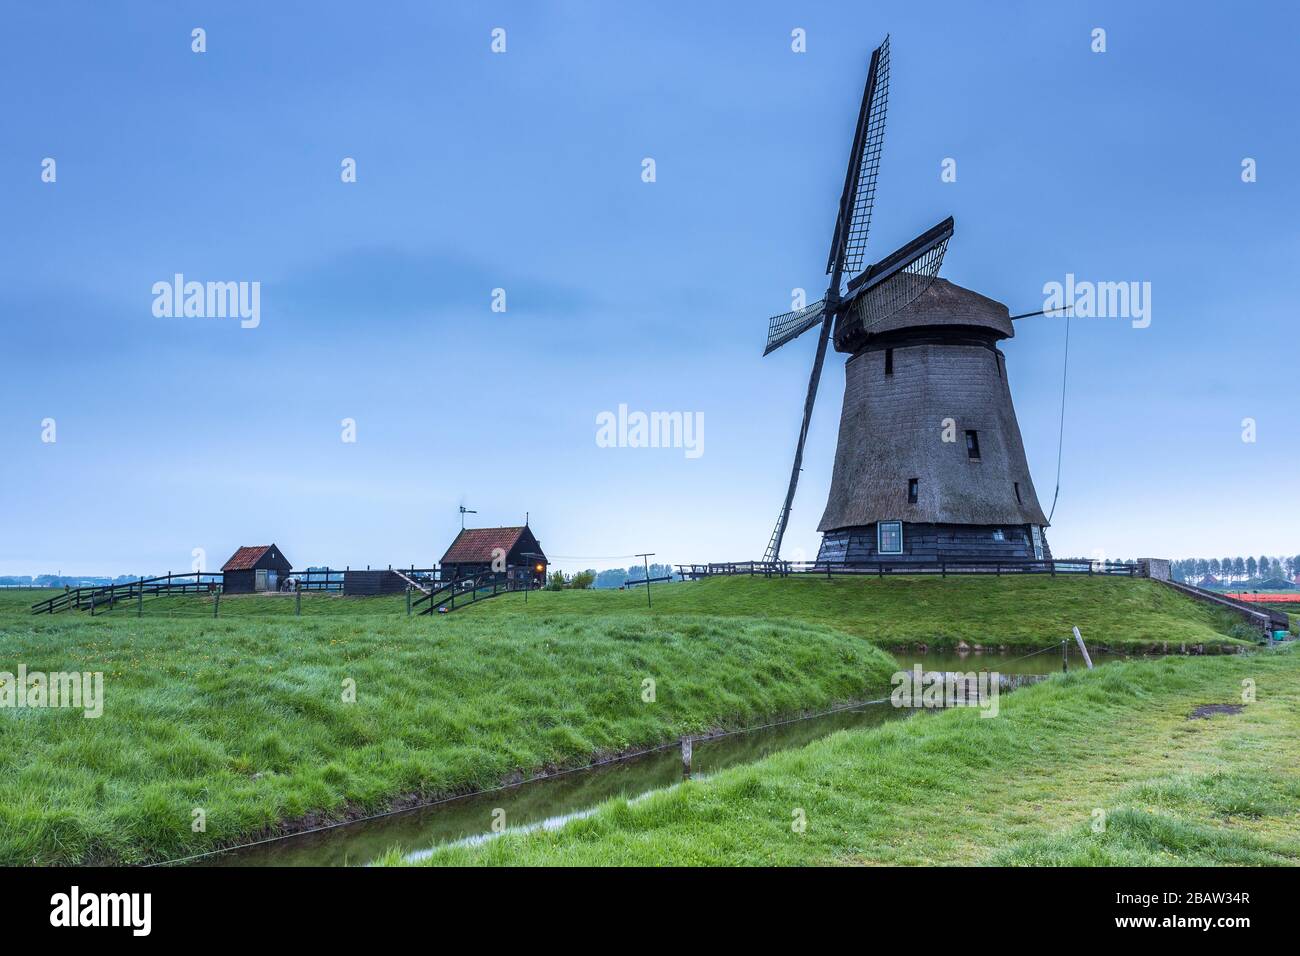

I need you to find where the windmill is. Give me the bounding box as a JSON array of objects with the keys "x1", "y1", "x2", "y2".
[{"x1": 763, "y1": 37, "x2": 1050, "y2": 565}]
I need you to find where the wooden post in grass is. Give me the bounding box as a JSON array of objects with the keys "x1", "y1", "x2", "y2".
[
  {"x1": 681, "y1": 736, "x2": 692, "y2": 779},
  {"x1": 138, "y1": 576, "x2": 143, "y2": 617},
  {"x1": 406, "y1": 586, "x2": 412, "y2": 617},
  {"x1": 1062, "y1": 639, "x2": 1068, "y2": 672},
  {"x1": 213, "y1": 591, "x2": 220, "y2": 619},
  {"x1": 295, "y1": 579, "x2": 302, "y2": 617},
  {"x1": 1072, "y1": 626, "x2": 1094, "y2": 669},
  {"x1": 636, "y1": 552, "x2": 655, "y2": 609}
]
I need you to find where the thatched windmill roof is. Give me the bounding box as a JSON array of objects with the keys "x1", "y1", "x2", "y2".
[{"x1": 861, "y1": 277, "x2": 1014, "y2": 339}]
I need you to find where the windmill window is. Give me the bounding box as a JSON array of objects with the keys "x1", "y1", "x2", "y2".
[
  {"x1": 878, "y1": 521, "x2": 903, "y2": 554},
  {"x1": 965, "y1": 430, "x2": 981, "y2": 459},
  {"x1": 992, "y1": 528, "x2": 1005, "y2": 542},
  {"x1": 885, "y1": 348, "x2": 894, "y2": 376},
  {"x1": 907, "y1": 478, "x2": 918, "y2": 503},
  {"x1": 1014, "y1": 482, "x2": 1021, "y2": 504}
]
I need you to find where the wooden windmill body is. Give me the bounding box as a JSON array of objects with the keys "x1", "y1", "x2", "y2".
[{"x1": 762, "y1": 38, "x2": 1050, "y2": 564}]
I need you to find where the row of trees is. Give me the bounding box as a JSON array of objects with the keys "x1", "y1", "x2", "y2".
[
  {"x1": 0, "y1": 574, "x2": 139, "y2": 588},
  {"x1": 546, "y1": 564, "x2": 681, "y2": 590},
  {"x1": 1170, "y1": 556, "x2": 1300, "y2": 587}
]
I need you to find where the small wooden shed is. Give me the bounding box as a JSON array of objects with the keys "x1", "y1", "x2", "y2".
[
  {"x1": 439, "y1": 525, "x2": 547, "y2": 587},
  {"x1": 221, "y1": 544, "x2": 292, "y2": 594}
]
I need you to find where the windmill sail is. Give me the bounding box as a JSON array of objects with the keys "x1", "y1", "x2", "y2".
[
  {"x1": 762, "y1": 38, "x2": 891, "y2": 564},
  {"x1": 826, "y1": 36, "x2": 890, "y2": 280},
  {"x1": 763, "y1": 299, "x2": 826, "y2": 355},
  {"x1": 838, "y1": 216, "x2": 953, "y2": 344}
]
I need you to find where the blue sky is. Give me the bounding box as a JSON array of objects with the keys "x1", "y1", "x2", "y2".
[{"x1": 1, "y1": 1, "x2": 1296, "y2": 576}]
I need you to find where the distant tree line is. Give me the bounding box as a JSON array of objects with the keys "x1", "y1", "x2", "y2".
[
  {"x1": 543, "y1": 564, "x2": 681, "y2": 590},
  {"x1": 0, "y1": 574, "x2": 147, "y2": 588},
  {"x1": 1170, "y1": 555, "x2": 1300, "y2": 587}
]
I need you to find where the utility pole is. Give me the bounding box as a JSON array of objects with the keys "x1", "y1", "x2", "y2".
[
  {"x1": 520, "y1": 552, "x2": 545, "y2": 605},
  {"x1": 636, "y1": 552, "x2": 655, "y2": 609},
  {"x1": 459, "y1": 505, "x2": 476, "y2": 529}
]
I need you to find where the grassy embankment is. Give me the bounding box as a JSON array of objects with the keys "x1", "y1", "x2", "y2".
[
  {"x1": 0, "y1": 574, "x2": 1254, "y2": 864},
  {"x1": 0, "y1": 589, "x2": 893, "y2": 865},
  {"x1": 462, "y1": 575, "x2": 1255, "y2": 652},
  {"x1": 394, "y1": 645, "x2": 1300, "y2": 866}
]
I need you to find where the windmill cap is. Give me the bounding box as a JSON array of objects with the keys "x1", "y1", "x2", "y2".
[{"x1": 860, "y1": 278, "x2": 1014, "y2": 341}]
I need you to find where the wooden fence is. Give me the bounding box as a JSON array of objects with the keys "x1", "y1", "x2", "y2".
[{"x1": 675, "y1": 559, "x2": 1142, "y2": 580}]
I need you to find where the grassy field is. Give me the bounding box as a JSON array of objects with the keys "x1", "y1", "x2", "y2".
[
  {"x1": 0, "y1": 589, "x2": 894, "y2": 864},
  {"x1": 0, "y1": 574, "x2": 1257, "y2": 864},
  {"x1": 395, "y1": 645, "x2": 1300, "y2": 866},
  {"x1": 461, "y1": 575, "x2": 1253, "y2": 652}
]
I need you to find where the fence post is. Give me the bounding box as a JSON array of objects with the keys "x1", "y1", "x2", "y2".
[
  {"x1": 1071, "y1": 626, "x2": 1094, "y2": 669},
  {"x1": 214, "y1": 591, "x2": 220, "y2": 619},
  {"x1": 406, "y1": 586, "x2": 412, "y2": 617},
  {"x1": 296, "y1": 579, "x2": 302, "y2": 617},
  {"x1": 681, "y1": 736, "x2": 693, "y2": 779},
  {"x1": 138, "y1": 577, "x2": 143, "y2": 617},
  {"x1": 1062, "y1": 640, "x2": 1068, "y2": 672}
]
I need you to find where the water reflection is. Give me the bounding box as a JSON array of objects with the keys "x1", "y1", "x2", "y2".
[{"x1": 200, "y1": 644, "x2": 1121, "y2": 866}]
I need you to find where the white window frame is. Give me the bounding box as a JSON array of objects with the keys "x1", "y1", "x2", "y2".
[
  {"x1": 1031, "y1": 525, "x2": 1044, "y2": 560},
  {"x1": 877, "y1": 520, "x2": 903, "y2": 555}
]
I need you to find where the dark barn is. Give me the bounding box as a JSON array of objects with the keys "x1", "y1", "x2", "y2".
[
  {"x1": 439, "y1": 525, "x2": 547, "y2": 587},
  {"x1": 221, "y1": 544, "x2": 293, "y2": 594}
]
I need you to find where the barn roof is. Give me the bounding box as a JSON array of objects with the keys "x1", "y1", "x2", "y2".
[
  {"x1": 440, "y1": 527, "x2": 536, "y2": 564},
  {"x1": 221, "y1": 545, "x2": 286, "y2": 571}
]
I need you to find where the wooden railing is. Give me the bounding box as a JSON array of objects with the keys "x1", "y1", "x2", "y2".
[
  {"x1": 409, "y1": 570, "x2": 526, "y2": 615},
  {"x1": 30, "y1": 571, "x2": 224, "y2": 615},
  {"x1": 675, "y1": 559, "x2": 1141, "y2": 580}
]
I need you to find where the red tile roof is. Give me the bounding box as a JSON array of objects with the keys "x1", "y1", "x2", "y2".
[
  {"x1": 222, "y1": 545, "x2": 275, "y2": 571},
  {"x1": 440, "y1": 527, "x2": 527, "y2": 564}
]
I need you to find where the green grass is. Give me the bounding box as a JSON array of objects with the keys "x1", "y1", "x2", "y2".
[
  {"x1": 394, "y1": 646, "x2": 1300, "y2": 866},
  {"x1": 0, "y1": 573, "x2": 1257, "y2": 865},
  {"x1": 0, "y1": 590, "x2": 894, "y2": 864},
  {"x1": 460, "y1": 575, "x2": 1250, "y2": 652}
]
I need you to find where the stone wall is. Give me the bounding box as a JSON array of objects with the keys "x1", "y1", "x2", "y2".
[{"x1": 1139, "y1": 558, "x2": 1171, "y2": 581}]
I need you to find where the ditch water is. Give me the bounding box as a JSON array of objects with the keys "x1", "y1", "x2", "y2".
[{"x1": 193, "y1": 645, "x2": 1123, "y2": 867}]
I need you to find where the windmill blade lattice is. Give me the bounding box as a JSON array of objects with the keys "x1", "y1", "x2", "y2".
[
  {"x1": 828, "y1": 36, "x2": 890, "y2": 279},
  {"x1": 845, "y1": 234, "x2": 949, "y2": 332},
  {"x1": 763, "y1": 298, "x2": 827, "y2": 355}
]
